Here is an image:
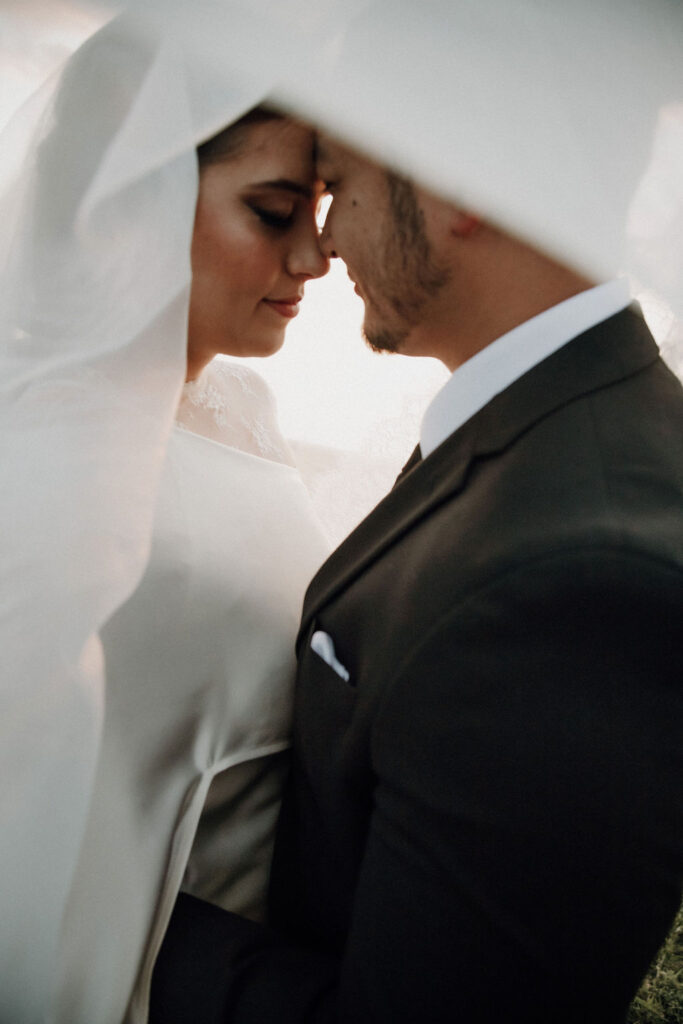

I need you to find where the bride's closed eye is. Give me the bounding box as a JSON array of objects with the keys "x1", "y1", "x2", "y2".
[{"x1": 248, "y1": 203, "x2": 296, "y2": 230}]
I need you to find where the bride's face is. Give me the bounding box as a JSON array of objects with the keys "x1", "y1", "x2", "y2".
[{"x1": 187, "y1": 119, "x2": 328, "y2": 379}]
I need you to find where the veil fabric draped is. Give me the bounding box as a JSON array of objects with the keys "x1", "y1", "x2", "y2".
[
  {"x1": 0, "y1": 2, "x2": 681, "y2": 1020},
  {"x1": 0, "y1": 14, "x2": 265, "y2": 1018}
]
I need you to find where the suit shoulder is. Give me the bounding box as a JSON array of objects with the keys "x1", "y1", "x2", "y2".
[{"x1": 378, "y1": 545, "x2": 683, "y2": 713}]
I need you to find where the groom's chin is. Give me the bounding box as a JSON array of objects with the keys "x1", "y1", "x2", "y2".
[{"x1": 361, "y1": 321, "x2": 407, "y2": 357}]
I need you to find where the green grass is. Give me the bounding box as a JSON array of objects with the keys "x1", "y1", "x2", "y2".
[{"x1": 628, "y1": 899, "x2": 683, "y2": 1024}]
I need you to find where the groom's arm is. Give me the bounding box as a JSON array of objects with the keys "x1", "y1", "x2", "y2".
[
  {"x1": 150, "y1": 549, "x2": 683, "y2": 1023},
  {"x1": 148, "y1": 895, "x2": 338, "y2": 1024}
]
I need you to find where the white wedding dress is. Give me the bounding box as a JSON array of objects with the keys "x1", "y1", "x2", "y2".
[{"x1": 51, "y1": 360, "x2": 330, "y2": 1024}]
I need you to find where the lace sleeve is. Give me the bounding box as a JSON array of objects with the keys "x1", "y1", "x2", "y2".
[{"x1": 175, "y1": 359, "x2": 296, "y2": 465}]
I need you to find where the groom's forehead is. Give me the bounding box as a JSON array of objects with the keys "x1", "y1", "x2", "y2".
[
  {"x1": 315, "y1": 134, "x2": 383, "y2": 179},
  {"x1": 314, "y1": 134, "x2": 340, "y2": 169}
]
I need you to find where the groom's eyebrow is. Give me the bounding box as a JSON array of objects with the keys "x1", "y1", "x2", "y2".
[{"x1": 253, "y1": 179, "x2": 315, "y2": 199}]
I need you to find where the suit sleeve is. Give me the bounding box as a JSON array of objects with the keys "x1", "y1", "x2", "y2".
[{"x1": 150, "y1": 548, "x2": 683, "y2": 1023}]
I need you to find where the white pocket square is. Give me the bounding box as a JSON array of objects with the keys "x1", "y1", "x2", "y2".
[{"x1": 310, "y1": 630, "x2": 350, "y2": 682}]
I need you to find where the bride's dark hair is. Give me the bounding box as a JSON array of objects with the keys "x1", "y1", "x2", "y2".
[{"x1": 197, "y1": 104, "x2": 284, "y2": 166}]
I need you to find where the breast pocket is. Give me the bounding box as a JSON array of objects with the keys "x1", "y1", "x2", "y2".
[
  {"x1": 295, "y1": 620, "x2": 357, "y2": 779},
  {"x1": 310, "y1": 628, "x2": 352, "y2": 683}
]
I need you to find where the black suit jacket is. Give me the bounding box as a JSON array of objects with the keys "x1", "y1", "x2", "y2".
[{"x1": 150, "y1": 308, "x2": 683, "y2": 1023}]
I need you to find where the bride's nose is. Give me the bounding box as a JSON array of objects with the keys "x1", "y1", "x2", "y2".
[{"x1": 286, "y1": 228, "x2": 329, "y2": 280}]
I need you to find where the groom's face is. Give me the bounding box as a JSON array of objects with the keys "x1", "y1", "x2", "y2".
[{"x1": 316, "y1": 137, "x2": 449, "y2": 356}]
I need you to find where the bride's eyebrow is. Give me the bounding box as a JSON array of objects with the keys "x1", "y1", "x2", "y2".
[{"x1": 250, "y1": 179, "x2": 314, "y2": 199}]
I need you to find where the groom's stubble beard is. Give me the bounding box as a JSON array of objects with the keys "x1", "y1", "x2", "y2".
[{"x1": 362, "y1": 172, "x2": 450, "y2": 356}]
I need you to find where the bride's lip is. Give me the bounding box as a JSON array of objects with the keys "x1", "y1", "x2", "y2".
[{"x1": 262, "y1": 297, "x2": 302, "y2": 319}]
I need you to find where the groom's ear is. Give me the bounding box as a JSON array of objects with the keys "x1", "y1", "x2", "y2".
[
  {"x1": 450, "y1": 210, "x2": 481, "y2": 239},
  {"x1": 417, "y1": 187, "x2": 481, "y2": 246}
]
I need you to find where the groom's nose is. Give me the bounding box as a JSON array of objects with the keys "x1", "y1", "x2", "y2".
[{"x1": 319, "y1": 216, "x2": 338, "y2": 260}]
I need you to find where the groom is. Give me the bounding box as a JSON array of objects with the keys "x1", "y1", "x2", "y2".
[{"x1": 150, "y1": 137, "x2": 683, "y2": 1022}]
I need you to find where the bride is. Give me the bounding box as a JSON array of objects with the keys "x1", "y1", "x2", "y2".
[
  {"x1": 56, "y1": 108, "x2": 330, "y2": 1024},
  {"x1": 0, "y1": 15, "x2": 330, "y2": 1024}
]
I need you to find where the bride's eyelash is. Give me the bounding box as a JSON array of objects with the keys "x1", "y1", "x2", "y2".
[{"x1": 250, "y1": 205, "x2": 294, "y2": 230}]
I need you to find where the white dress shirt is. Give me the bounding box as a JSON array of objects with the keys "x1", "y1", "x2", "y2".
[{"x1": 420, "y1": 279, "x2": 632, "y2": 458}]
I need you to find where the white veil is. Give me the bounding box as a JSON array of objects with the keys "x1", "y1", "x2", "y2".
[
  {"x1": 0, "y1": 2, "x2": 681, "y2": 1020},
  {"x1": 0, "y1": 11, "x2": 268, "y2": 1019}
]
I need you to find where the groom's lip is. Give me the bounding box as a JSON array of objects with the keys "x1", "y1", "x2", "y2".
[
  {"x1": 262, "y1": 296, "x2": 302, "y2": 318},
  {"x1": 348, "y1": 272, "x2": 362, "y2": 298}
]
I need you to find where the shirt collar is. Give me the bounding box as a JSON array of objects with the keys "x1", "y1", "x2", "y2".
[{"x1": 420, "y1": 279, "x2": 631, "y2": 458}]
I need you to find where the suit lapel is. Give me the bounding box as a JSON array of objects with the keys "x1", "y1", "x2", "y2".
[
  {"x1": 298, "y1": 428, "x2": 475, "y2": 646},
  {"x1": 392, "y1": 443, "x2": 422, "y2": 487},
  {"x1": 299, "y1": 307, "x2": 659, "y2": 645}
]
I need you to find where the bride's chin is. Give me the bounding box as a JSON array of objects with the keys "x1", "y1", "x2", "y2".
[{"x1": 239, "y1": 332, "x2": 287, "y2": 359}]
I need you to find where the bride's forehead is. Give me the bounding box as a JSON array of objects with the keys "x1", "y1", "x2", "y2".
[
  {"x1": 199, "y1": 119, "x2": 319, "y2": 193},
  {"x1": 240, "y1": 119, "x2": 316, "y2": 170}
]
